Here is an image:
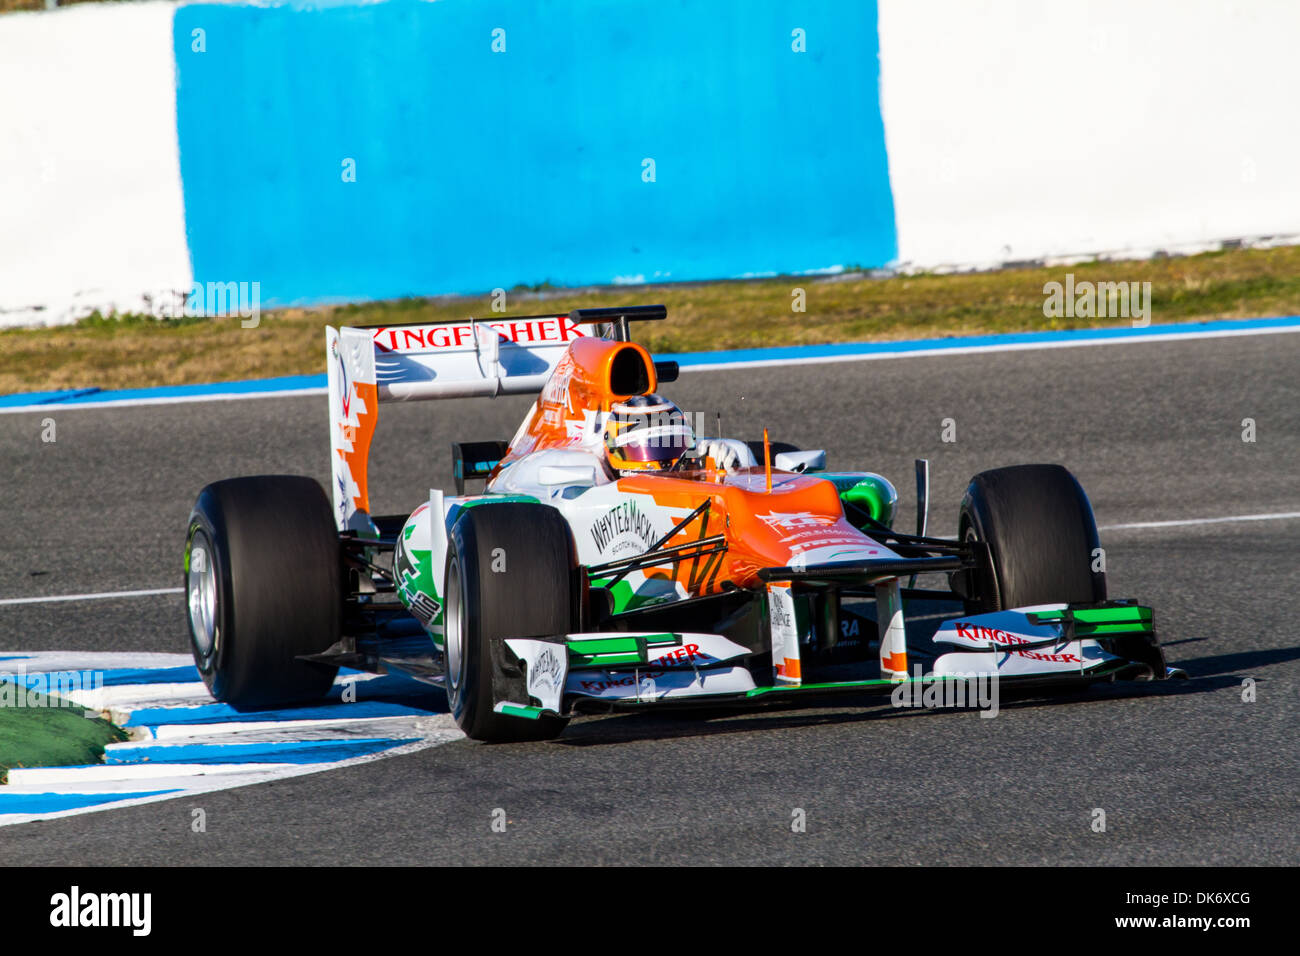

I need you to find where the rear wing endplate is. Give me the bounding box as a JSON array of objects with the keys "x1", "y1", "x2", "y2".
[
  {"x1": 326, "y1": 314, "x2": 588, "y2": 532},
  {"x1": 325, "y1": 306, "x2": 669, "y2": 533}
]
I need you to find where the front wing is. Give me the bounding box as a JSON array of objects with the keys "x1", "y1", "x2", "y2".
[{"x1": 492, "y1": 602, "x2": 1183, "y2": 721}]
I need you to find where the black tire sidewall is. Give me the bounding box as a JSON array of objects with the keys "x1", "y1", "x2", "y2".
[
  {"x1": 184, "y1": 476, "x2": 341, "y2": 710},
  {"x1": 184, "y1": 500, "x2": 232, "y2": 693},
  {"x1": 444, "y1": 503, "x2": 575, "y2": 742},
  {"x1": 444, "y1": 535, "x2": 484, "y2": 730},
  {"x1": 959, "y1": 464, "x2": 1105, "y2": 612}
]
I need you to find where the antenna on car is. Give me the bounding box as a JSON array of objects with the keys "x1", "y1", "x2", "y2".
[{"x1": 763, "y1": 427, "x2": 773, "y2": 492}]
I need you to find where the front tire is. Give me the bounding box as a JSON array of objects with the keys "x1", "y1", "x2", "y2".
[
  {"x1": 958, "y1": 464, "x2": 1106, "y2": 612},
  {"x1": 184, "y1": 475, "x2": 341, "y2": 710},
  {"x1": 444, "y1": 502, "x2": 576, "y2": 742}
]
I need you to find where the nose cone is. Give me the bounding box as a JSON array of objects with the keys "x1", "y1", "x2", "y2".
[{"x1": 720, "y1": 472, "x2": 879, "y2": 575}]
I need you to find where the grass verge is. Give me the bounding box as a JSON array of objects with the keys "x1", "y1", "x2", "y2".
[
  {"x1": 0, "y1": 685, "x2": 126, "y2": 783},
  {"x1": 3, "y1": 244, "x2": 1299, "y2": 394}
]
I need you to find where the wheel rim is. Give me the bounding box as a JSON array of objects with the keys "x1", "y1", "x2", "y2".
[
  {"x1": 444, "y1": 557, "x2": 465, "y2": 695},
  {"x1": 187, "y1": 528, "x2": 219, "y2": 661}
]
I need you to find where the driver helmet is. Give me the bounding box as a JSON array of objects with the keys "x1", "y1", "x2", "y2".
[{"x1": 603, "y1": 393, "x2": 695, "y2": 475}]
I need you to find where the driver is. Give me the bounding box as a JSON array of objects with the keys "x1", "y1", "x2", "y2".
[{"x1": 602, "y1": 394, "x2": 738, "y2": 476}]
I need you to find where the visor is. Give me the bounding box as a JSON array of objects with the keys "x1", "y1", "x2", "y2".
[{"x1": 613, "y1": 424, "x2": 694, "y2": 463}]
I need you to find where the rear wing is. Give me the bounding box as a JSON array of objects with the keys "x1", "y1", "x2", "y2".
[
  {"x1": 325, "y1": 306, "x2": 668, "y2": 532},
  {"x1": 327, "y1": 313, "x2": 586, "y2": 532}
]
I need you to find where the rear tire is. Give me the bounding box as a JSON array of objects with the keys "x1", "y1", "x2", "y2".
[
  {"x1": 184, "y1": 476, "x2": 341, "y2": 710},
  {"x1": 958, "y1": 464, "x2": 1106, "y2": 612},
  {"x1": 444, "y1": 502, "x2": 576, "y2": 742}
]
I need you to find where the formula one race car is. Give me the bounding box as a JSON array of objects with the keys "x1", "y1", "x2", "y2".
[{"x1": 183, "y1": 305, "x2": 1183, "y2": 741}]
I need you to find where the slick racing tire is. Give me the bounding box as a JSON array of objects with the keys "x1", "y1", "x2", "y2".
[
  {"x1": 958, "y1": 464, "x2": 1106, "y2": 612},
  {"x1": 444, "y1": 502, "x2": 575, "y2": 743},
  {"x1": 184, "y1": 475, "x2": 341, "y2": 710}
]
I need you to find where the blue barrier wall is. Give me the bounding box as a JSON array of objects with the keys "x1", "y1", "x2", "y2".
[{"x1": 173, "y1": 0, "x2": 896, "y2": 306}]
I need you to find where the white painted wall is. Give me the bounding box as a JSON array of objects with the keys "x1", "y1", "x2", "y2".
[
  {"x1": 3, "y1": 0, "x2": 1299, "y2": 328},
  {"x1": 879, "y1": 0, "x2": 1300, "y2": 270},
  {"x1": 0, "y1": 2, "x2": 190, "y2": 328}
]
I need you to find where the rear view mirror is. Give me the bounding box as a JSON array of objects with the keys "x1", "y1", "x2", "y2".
[{"x1": 774, "y1": 450, "x2": 826, "y2": 473}]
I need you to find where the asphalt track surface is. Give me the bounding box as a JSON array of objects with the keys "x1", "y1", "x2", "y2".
[{"x1": 1, "y1": 333, "x2": 1297, "y2": 865}]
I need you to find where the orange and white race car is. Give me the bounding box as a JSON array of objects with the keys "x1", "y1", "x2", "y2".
[{"x1": 183, "y1": 305, "x2": 1183, "y2": 741}]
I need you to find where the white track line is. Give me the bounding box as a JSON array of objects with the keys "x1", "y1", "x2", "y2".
[
  {"x1": 0, "y1": 646, "x2": 463, "y2": 829},
  {"x1": 0, "y1": 734, "x2": 461, "y2": 828},
  {"x1": 677, "y1": 323, "x2": 1300, "y2": 372},
  {"x1": 0, "y1": 587, "x2": 183, "y2": 607},
  {"x1": 1099, "y1": 511, "x2": 1300, "y2": 531},
  {"x1": 65, "y1": 683, "x2": 212, "y2": 712},
  {"x1": 7, "y1": 762, "x2": 293, "y2": 786},
  {"x1": 0, "y1": 387, "x2": 327, "y2": 414},
  {"x1": 141, "y1": 713, "x2": 433, "y2": 740},
  {"x1": 3, "y1": 511, "x2": 1297, "y2": 610},
  {"x1": 1, "y1": 651, "x2": 193, "y2": 670},
  {"x1": 3, "y1": 321, "x2": 1298, "y2": 414}
]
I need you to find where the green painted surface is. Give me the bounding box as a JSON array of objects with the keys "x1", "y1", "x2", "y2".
[
  {"x1": 591, "y1": 577, "x2": 677, "y2": 614},
  {"x1": 568, "y1": 636, "x2": 644, "y2": 655},
  {"x1": 0, "y1": 684, "x2": 126, "y2": 781},
  {"x1": 497, "y1": 703, "x2": 543, "y2": 720},
  {"x1": 825, "y1": 473, "x2": 897, "y2": 526},
  {"x1": 1073, "y1": 606, "x2": 1153, "y2": 624},
  {"x1": 1075, "y1": 622, "x2": 1155, "y2": 636},
  {"x1": 458, "y1": 494, "x2": 540, "y2": 509}
]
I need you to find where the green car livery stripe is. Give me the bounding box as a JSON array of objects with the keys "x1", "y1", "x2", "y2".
[
  {"x1": 589, "y1": 577, "x2": 674, "y2": 614},
  {"x1": 1028, "y1": 605, "x2": 1155, "y2": 636},
  {"x1": 1074, "y1": 622, "x2": 1155, "y2": 636},
  {"x1": 495, "y1": 703, "x2": 544, "y2": 720},
  {"x1": 566, "y1": 633, "x2": 678, "y2": 669},
  {"x1": 1072, "y1": 606, "x2": 1152, "y2": 624}
]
